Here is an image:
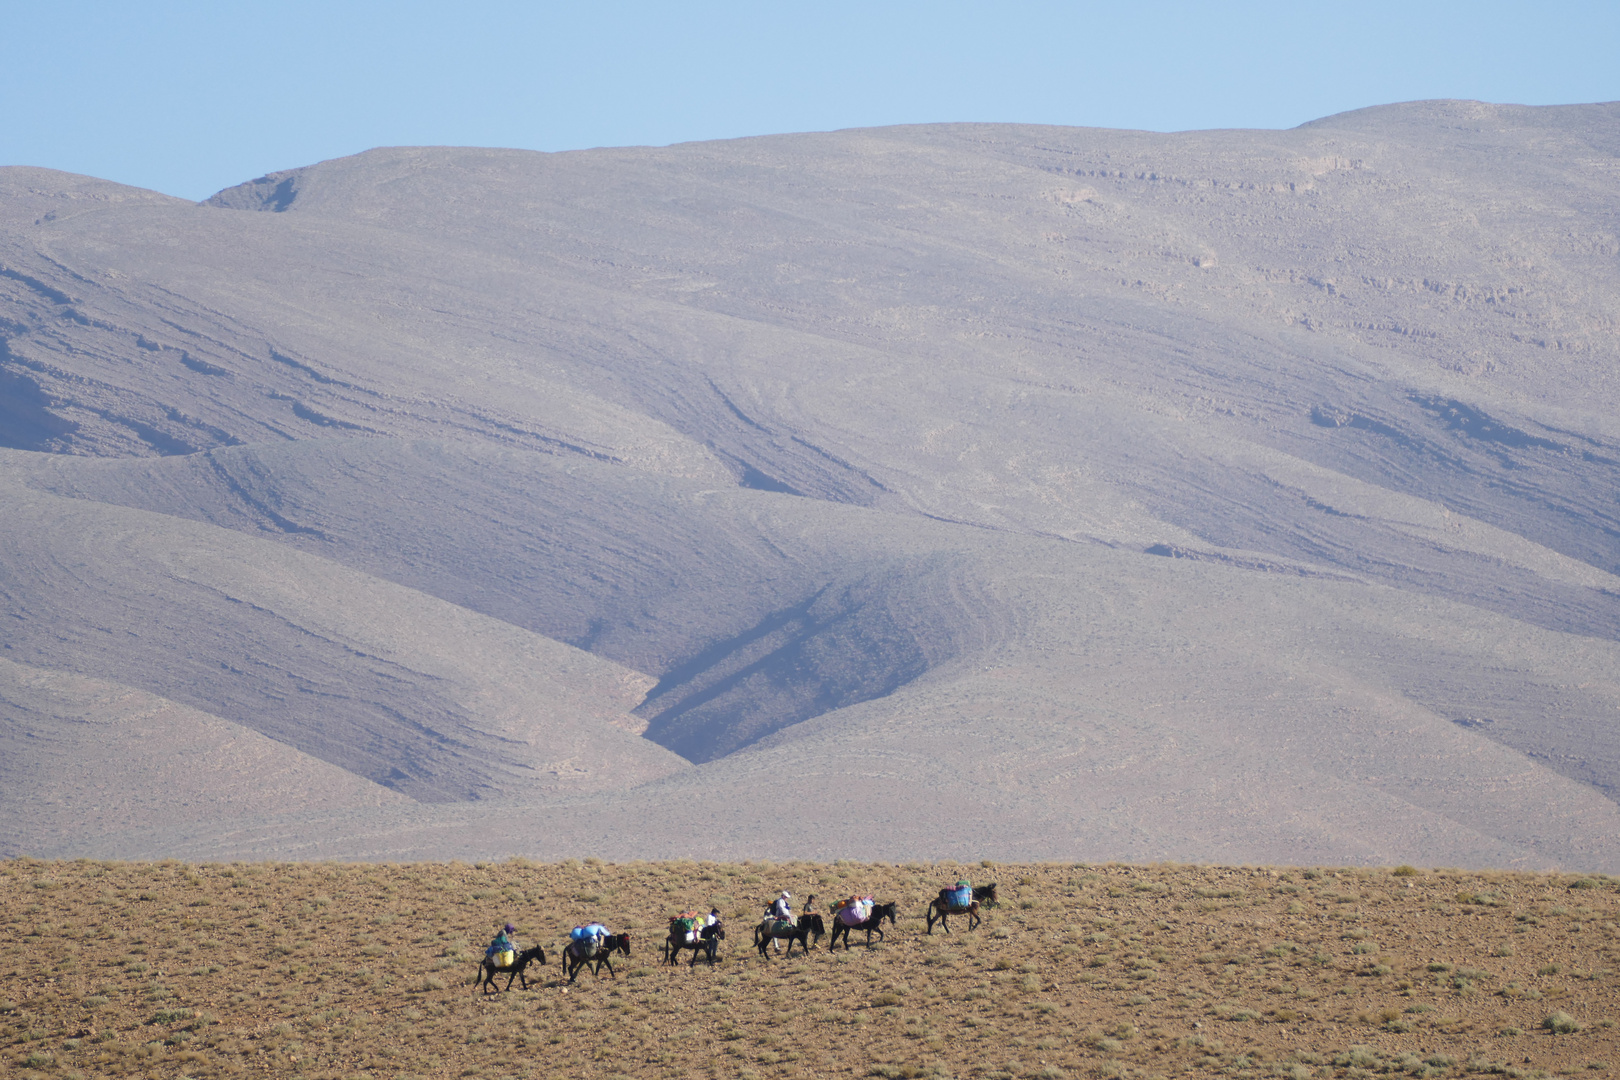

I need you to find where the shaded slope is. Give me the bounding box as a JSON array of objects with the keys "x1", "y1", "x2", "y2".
[
  {"x1": 0, "y1": 477, "x2": 684, "y2": 802},
  {"x1": 0, "y1": 656, "x2": 411, "y2": 856},
  {"x1": 6, "y1": 441, "x2": 1011, "y2": 762}
]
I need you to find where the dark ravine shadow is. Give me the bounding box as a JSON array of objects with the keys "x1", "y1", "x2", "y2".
[
  {"x1": 1296, "y1": 392, "x2": 1620, "y2": 579},
  {"x1": 0, "y1": 343, "x2": 80, "y2": 452},
  {"x1": 205, "y1": 172, "x2": 300, "y2": 212},
  {"x1": 636, "y1": 560, "x2": 989, "y2": 763}
]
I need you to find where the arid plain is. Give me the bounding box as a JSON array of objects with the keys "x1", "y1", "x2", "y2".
[
  {"x1": 6, "y1": 859, "x2": 1620, "y2": 1080},
  {"x1": 4, "y1": 99, "x2": 1620, "y2": 866}
]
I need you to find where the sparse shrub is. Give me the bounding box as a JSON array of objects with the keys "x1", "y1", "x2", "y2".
[
  {"x1": 1192, "y1": 886, "x2": 1242, "y2": 899},
  {"x1": 148, "y1": 1007, "x2": 193, "y2": 1025},
  {"x1": 1335, "y1": 1046, "x2": 1382, "y2": 1069},
  {"x1": 1546, "y1": 1011, "x2": 1582, "y2": 1034},
  {"x1": 1392, "y1": 865, "x2": 1419, "y2": 876}
]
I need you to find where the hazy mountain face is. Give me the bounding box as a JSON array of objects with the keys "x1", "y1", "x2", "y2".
[{"x1": 3, "y1": 100, "x2": 1620, "y2": 867}]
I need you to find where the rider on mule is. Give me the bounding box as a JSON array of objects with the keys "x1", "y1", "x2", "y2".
[{"x1": 768, "y1": 891, "x2": 793, "y2": 952}]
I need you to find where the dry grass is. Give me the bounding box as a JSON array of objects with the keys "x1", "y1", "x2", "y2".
[{"x1": 4, "y1": 858, "x2": 1620, "y2": 1078}]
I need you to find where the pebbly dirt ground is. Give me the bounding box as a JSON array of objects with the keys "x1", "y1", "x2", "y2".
[{"x1": 3, "y1": 858, "x2": 1618, "y2": 1079}]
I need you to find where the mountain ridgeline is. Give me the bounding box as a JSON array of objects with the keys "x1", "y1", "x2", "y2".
[{"x1": 3, "y1": 100, "x2": 1620, "y2": 867}]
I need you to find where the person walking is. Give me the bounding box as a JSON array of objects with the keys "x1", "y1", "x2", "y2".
[{"x1": 701, "y1": 907, "x2": 723, "y2": 960}]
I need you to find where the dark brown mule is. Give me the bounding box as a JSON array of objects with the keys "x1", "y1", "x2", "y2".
[
  {"x1": 828, "y1": 902, "x2": 898, "y2": 950},
  {"x1": 754, "y1": 916, "x2": 818, "y2": 959},
  {"x1": 664, "y1": 923, "x2": 725, "y2": 966},
  {"x1": 563, "y1": 933, "x2": 631, "y2": 982},
  {"x1": 474, "y1": 945, "x2": 547, "y2": 993},
  {"x1": 925, "y1": 893, "x2": 981, "y2": 934}
]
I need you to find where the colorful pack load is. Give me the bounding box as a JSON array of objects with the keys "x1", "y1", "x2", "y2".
[
  {"x1": 494, "y1": 949, "x2": 515, "y2": 967},
  {"x1": 671, "y1": 911, "x2": 702, "y2": 942},
  {"x1": 947, "y1": 881, "x2": 973, "y2": 910},
  {"x1": 836, "y1": 895, "x2": 875, "y2": 926},
  {"x1": 571, "y1": 923, "x2": 608, "y2": 953}
]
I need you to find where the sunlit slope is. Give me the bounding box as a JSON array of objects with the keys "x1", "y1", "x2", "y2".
[
  {"x1": 6, "y1": 105, "x2": 1618, "y2": 623},
  {"x1": 3, "y1": 100, "x2": 1620, "y2": 864}
]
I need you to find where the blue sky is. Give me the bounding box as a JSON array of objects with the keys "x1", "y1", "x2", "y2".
[{"x1": 3, "y1": 1, "x2": 1617, "y2": 201}]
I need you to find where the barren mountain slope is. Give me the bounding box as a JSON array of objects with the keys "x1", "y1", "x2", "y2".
[
  {"x1": 2, "y1": 100, "x2": 1619, "y2": 864},
  {"x1": 0, "y1": 656, "x2": 412, "y2": 853},
  {"x1": 49, "y1": 533, "x2": 1620, "y2": 871}
]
